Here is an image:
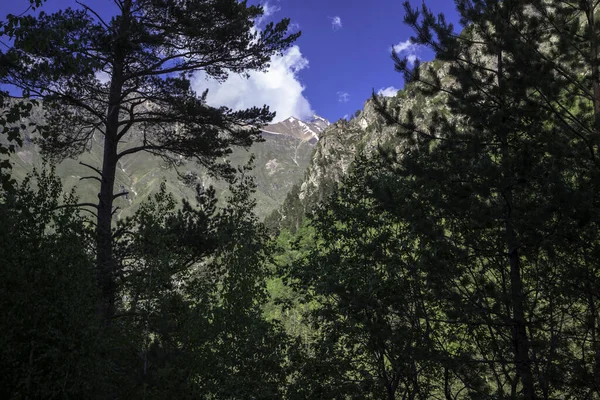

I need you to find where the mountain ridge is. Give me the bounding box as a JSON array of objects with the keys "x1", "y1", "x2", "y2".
[
  {"x1": 265, "y1": 60, "x2": 450, "y2": 232},
  {"x1": 261, "y1": 114, "x2": 330, "y2": 144},
  {"x1": 8, "y1": 111, "x2": 331, "y2": 219}
]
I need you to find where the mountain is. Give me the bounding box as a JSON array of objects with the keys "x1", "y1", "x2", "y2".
[
  {"x1": 8, "y1": 113, "x2": 331, "y2": 219},
  {"x1": 266, "y1": 61, "x2": 450, "y2": 232},
  {"x1": 234, "y1": 115, "x2": 330, "y2": 215},
  {"x1": 261, "y1": 115, "x2": 330, "y2": 144}
]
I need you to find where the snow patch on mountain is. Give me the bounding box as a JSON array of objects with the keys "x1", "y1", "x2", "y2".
[{"x1": 260, "y1": 114, "x2": 331, "y2": 142}]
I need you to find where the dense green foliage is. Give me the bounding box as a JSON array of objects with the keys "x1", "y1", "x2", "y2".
[
  {"x1": 1, "y1": 0, "x2": 45, "y2": 191},
  {"x1": 109, "y1": 166, "x2": 291, "y2": 398},
  {"x1": 0, "y1": 165, "x2": 292, "y2": 398},
  {"x1": 0, "y1": 170, "x2": 106, "y2": 398},
  {"x1": 274, "y1": 0, "x2": 600, "y2": 398}
]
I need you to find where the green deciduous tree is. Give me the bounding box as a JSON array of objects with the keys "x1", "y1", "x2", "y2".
[
  {"x1": 0, "y1": 0, "x2": 47, "y2": 192},
  {"x1": 0, "y1": 169, "x2": 108, "y2": 399},
  {"x1": 284, "y1": 156, "x2": 448, "y2": 400},
  {"x1": 0, "y1": 97, "x2": 37, "y2": 191},
  {"x1": 108, "y1": 164, "x2": 291, "y2": 398}
]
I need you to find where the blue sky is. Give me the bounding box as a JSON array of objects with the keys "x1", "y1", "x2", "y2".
[
  {"x1": 255, "y1": 0, "x2": 460, "y2": 122},
  {"x1": 0, "y1": 0, "x2": 460, "y2": 123}
]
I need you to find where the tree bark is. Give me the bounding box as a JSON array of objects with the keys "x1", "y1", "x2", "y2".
[
  {"x1": 497, "y1": 25, "x2": 536, "y2": 398},
  {"x1": 587, "y1": 1, "x2": 600, "y2": 157},
  {"x1": 507, "y1": 237, "x2": 535, "y2": 400},
  {"x1": 96, "y1": 115, "x2": 118, "y2": 322},
  {"x1": 585, "y1": 3, "x2": 600, "y2": 395},
  {"x1": 96, "y1": 0, "x2": 130, "y2": 323}
]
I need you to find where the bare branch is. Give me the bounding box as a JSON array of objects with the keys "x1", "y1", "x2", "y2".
[
  {"x1": 76, "y1": 1, "x2": 111, "y2": 29},
  {"x1": 80, "y1": 175, "x2": 102, "y2": 183},
  {"x1": 117, "y1": 144, "x2": 164, "y2": 159},
  {"x1": 79, "y1": 161, "x2": 103, "y2": 178},
  {"x1": 113, "y1": 191, "x2": 129, "y2": 200},
  {"x1": 52, "y1": 202, "x2": 99, "y2": 210},
  {"x1": 45, "y1": 202, "x2": 99, "y2": 218},
  {"x1": 78, "y1": 207, "x2": 99, "y2": 218}
]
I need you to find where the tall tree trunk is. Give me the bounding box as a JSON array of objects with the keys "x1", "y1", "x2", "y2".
[
  {"x1": 96, "y1": 118, "x2": 118, "y2": 322},
  {"x1": 585, "y1": 3, "x2": 600, "y2": 394},
  {"x1": 96, "y1": 79, "x2": 120, "y2": 323},
  {"x1": 497, "y1": 35, "x2": 536, "y2": 399},
  {"x1": 96, "y1": 0, "x2": 130, "y2": 323},
  {"x1": 507, "y1": 233, "x2": 535, "y2": 399},
  {"x1": 587, "y1": 1, "x2": 600, "y2": 159}
]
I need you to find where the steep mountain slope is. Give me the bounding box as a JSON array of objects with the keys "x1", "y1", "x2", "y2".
[
  {"x1": 261, "y1": 115, "x2": 330, "y2": 144},
  {"x1": 266, "y1": 61, "x2": 450, "y2": 232},
  {"x1": 8, "y1": 114, "x2": 330, "y2": 219}
]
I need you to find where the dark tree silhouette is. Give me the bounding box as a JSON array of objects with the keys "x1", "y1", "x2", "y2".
[{"x1": 1, "y1": 0, "x2": 300, "y2": 322}]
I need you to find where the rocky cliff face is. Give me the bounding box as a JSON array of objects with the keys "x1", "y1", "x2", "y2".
[
  {"x1": 238, "y1": 115, "x2": 330, "y2": 215},
  {"x1": 262, "y1": 115, "x2": 329, "y2": 144},
  {"x1": 267, "y1": 61, "x2": 450, "y2": 232}
]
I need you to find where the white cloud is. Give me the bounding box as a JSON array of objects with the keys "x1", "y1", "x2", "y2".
[
  {"x1": 262, "y1": 2, "x2": 280, "y2": 17},
  {"x1": 330, "y1": 16, "x2": 342, "y2": 30},
  {"x1": 192, "y1": 45, "x2": 313, "y2": 123},
  {"x1": 393, "y1": 39, "x2": 413, "y2": 53},
  {"x1": 392, "y1": 39, "x2": 421, "y2": 65},
  {"x1": 255, "y1": 2, "x2": 281, "y2": 26},
  {"x1": 377, "y1": 86, "x2": 399, "y2": 97},
  {"x1": 337, "y1": 91, "x2": 350, "y2": 103}
]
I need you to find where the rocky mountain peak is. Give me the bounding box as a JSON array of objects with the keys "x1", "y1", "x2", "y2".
[
  {"x1": 307, "y1": 114, "x2": 331, "y2": 131},
  {"x1": 261, "y1": 115, "x2": 330, "y2": 144}
]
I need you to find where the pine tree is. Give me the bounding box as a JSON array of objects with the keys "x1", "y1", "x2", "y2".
[
  {"x1": 372, "y1": 0, "x2": 600, "y2": 397},
  {"x1": 525, "y1": 2, "x2": 600, "y2": 393},
  {"x1": 0, "y1": 0, "x2": 300, "y2": 322}
]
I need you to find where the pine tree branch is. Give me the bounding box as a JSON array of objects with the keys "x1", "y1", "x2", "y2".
[
  {"x1": 113, "y1": 191, "x2": 128, "y2": 200},
  {"x1": 75, "y1": 1, "x2": 110, "y2": 29},
  {"x1": 52, "y1": 202, "x2": 99, "y2": 210},
  {"x1": 80, "y1": 175, "x2": 101, "y2": 183},
  {"x1": 117, "y1": 144, "x2": 165, "y2": 159},
  {"x1": 79, "y1": 161, "x2": 103, "y2": 178}
]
